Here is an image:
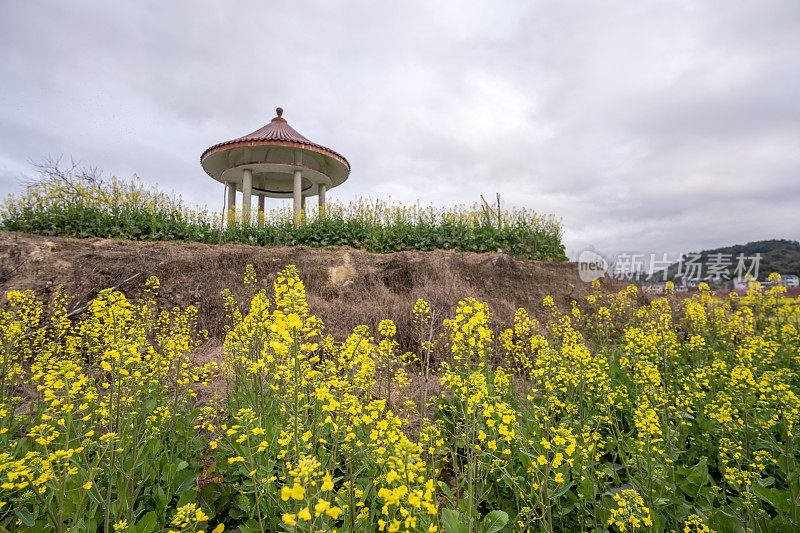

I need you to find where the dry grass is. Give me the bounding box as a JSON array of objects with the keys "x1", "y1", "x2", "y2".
[{"x1": 0, "y1": 231, "x2": 621, "y2": 359}]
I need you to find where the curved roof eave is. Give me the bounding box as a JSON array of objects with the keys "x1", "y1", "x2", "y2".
[
  {"x1": 200, "y1": 107, "x2": 350, "y2": 173},
  {"x1": 200, "y1": 139, "x2": 349, "y2": 172}
]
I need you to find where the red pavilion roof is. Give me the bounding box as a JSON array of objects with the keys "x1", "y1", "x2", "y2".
[{"x1": 201, "y1": 108, "x2": 349, "y2": 169}]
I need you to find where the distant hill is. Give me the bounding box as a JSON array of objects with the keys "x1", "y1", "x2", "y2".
[{"x1": 663, "y1": 239, "x2": 800, "y2": 280}]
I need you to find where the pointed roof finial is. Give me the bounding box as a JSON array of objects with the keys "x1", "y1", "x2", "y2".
[{"x1": 276, "y1": 107, "x2": 283, "y2": 117}]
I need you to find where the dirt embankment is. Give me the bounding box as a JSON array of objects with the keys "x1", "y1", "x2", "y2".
[{"x1": 0, "y1": 231, "x2": 619, "y2": 351}]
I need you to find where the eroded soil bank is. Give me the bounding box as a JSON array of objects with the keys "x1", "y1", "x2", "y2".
[{"x1": 0, "y1": 231, "x2": 621, "y2": 351}]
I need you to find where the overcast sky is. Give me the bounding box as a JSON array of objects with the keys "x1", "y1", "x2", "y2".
[{"x1": 1, "y1": 0, "x2": 798, "y2": 259}]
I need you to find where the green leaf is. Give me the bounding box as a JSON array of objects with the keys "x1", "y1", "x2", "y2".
[
  {"x1": 14, "y1": 507, "x2": 35, "y2": 527},
  {"x1": 229, "y1": 508, "x2": 247, "y2": 520},
  {"x1": 174, "y1": 470, "x2": 197, "y2": 494},
  {"x1": 240, "y1": 519, "x2": 262, "y2": 533},
  {"x1": 442, "y1": 508, "x2": 468, "y2": 533},
  {"x1": 156, "y1": 485, "x2": 169, "y2": 510},
  {"x1": 236, "y1": 493, "x2": 252, "y2": 512},
  {"x1": 439, "y1": 482, "x2": 456, "y2": 507},
  {"x1": 757, "y1": 476, "x2": 775, "y2": 487},
  {"x1": 482, "y1": 510, "x2": 509, "y2": 533},
  {"x1": 135, "y1": 512, "x2": 157, "y2": 533},
  {"x1": 552, "y1": 481, "x2": 574, "y2": 499},
  {"x1": 178, "y1": 488, "x2": 198, "y2": 507},
  {"x1": 752, "y1": 485, "x2": 790, "y2": 513},
  {"x1": 710, "y1": 509, "x2": 746, "y2": 533},
  {"x1": 86, "y1": 486, "x2": 102, "y2": 506}
]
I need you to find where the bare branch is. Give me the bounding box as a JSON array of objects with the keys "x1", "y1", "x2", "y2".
[{"x1": 20, "y1": 155, "x2": 107, "y2": 202}]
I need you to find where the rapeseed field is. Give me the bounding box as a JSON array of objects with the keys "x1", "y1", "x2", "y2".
[{"x1": 0, "y1": 267, "x2": 798, "y2": 532}]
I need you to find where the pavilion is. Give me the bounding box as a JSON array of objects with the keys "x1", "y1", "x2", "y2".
[{"x1": 200, "y1": 108, "x2": 350, "y2": 223}]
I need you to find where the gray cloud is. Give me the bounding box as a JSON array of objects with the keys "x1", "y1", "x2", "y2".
[{"x1": 1, "y1": 0, "x2": 798, "y2": 259}]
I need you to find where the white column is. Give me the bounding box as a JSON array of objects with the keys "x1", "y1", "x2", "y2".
[
  {"x1": 258, "y1": 194, "x2": 265, "y2": 223},
  {"x1": 318, "y1": 184, "x2": 326, "y2": 217},
  {"x1": 293, "y1": 151, "x2": 303, "y2": 224},
  {"x1": 293, "y1": 170, "x2": 302, "y2": 223},
  {"x1": 242, "y1": 169, "x2": 252, "y2": 224},
  {"x1": 226, "y1": 181, "x2": 236, "y2": 226},
  {"x1": 223, "y1": 182, "x2": 228, "y2": 224}
]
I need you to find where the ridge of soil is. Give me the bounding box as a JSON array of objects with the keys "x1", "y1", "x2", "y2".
[{"x1": 0, "y1": 231, "x2": 620, "y2": 349}]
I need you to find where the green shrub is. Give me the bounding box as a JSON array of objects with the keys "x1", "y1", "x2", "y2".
[{"x1": 1, "y1": 175, "x2": 566, "y2": 261}]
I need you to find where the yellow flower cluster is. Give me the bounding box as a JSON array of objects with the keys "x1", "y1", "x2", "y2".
[
  {"x1": 1, "y1": 259, "x2": 798, "y2": 532},
  {"x1": 607, "y1": 489, "x2": 653, "y2": 531},
  {"x1": 0, "y1": 276, "x2": 214, "y2": 530}
]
